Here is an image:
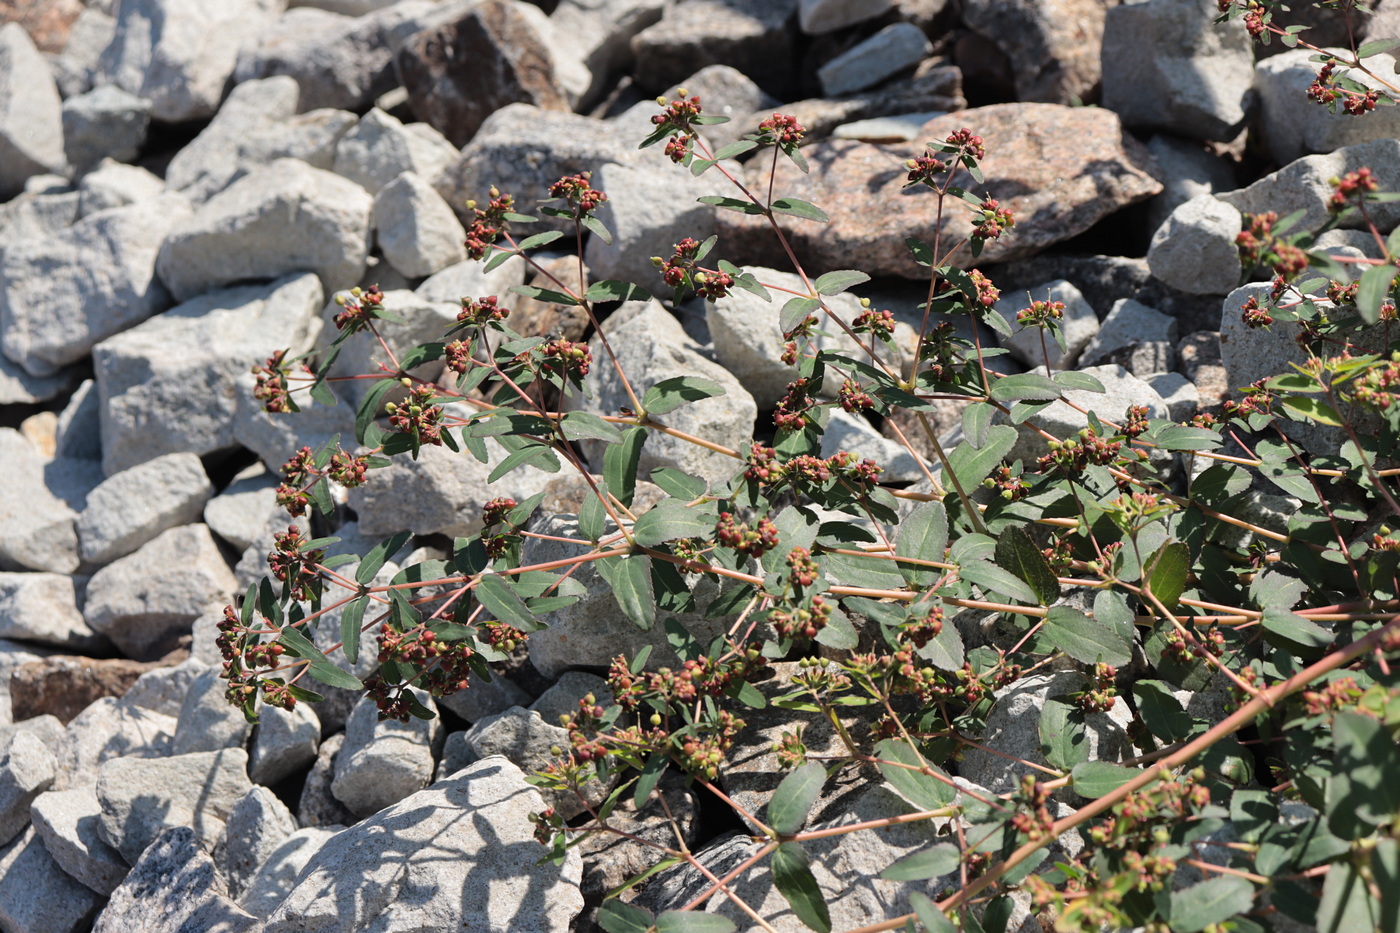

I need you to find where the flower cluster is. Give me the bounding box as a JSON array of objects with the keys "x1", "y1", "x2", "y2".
[
  {"x1": 904, "y1": 154, "x2": 946, "y2": 187},
  {"x1": 656, "y1": 237, "x2": 734, "y2": 300},
  {"x1": 1037, "y1": 428, "x2": 1123, "y2": 476},
  {"x1": 772, "y1": 595, "x2": 831, "y2": 640},
  {"x1": 481, "y1": 497, "x2": 521, "y2": 558},
  {"x1": 539, "y1": 338, "x2": 592, "y2": 382},
  {"x1": 1308, "y1": 59, "x2": 1380, "y2": 115},
  {"x1": 252, "y1": 349, "x2": 303, "y2": 414},
  {"x1": 837, "y1": 378, "x2": 874, "y2": 413},
  {"x1": 715, "y1": 512, "x2": 780, "y2": 558},
  {"x1": 852, "y1": 302, "x2": 895, "y2": 339},
  {"x1": 463, "y1": 188, "x2": 515, "y2": 260},
  {"x1": 652, "y1": 89, "x2": 703, "y2": 163},
  {"x1": 385, "y1": 385, "x2": 445, "y2": 446},
  {"x1": 1329, "y1": 166, "x2": 1379, "y2": 213},
  {"x1": 758, "y1": 112, "x2": 805, "y2": 147},
  {"x1": 946, "y1": 127, "x2": 987, "y2": 160},
  {"x1": 377, "y1": 626, "x2": 476, "y2": 698},
  {"x1": 457, "y1": 294, "x2": 509, "y2": 327},
  {"x1": 970, "y1": 197, "x2": 1015, "y2": 244},
  {"x1": 1351, "y1": 351, "x2": 1400, "y2": 411},
  {"x1": 1010, "y1": 775, "x2": 1056, "y2": 842},
  {"x1": 786, "y1": 547, "x2": 820, "y2": 587},
  {"x1": 983, "y1": 464, "x2": 1030, "y2": 501},
  {"x1": 547, "y1": 172, "x2": 606, "y2": 214},
  {"x1": 268, "y1": 525, "x2": 325, "y2": 602},
  {"x1": 328, "y1": 448, "x2": 369, "y2": 488},
  {"x1": 1240, "y1": 295, "x2": 1273, "y2": 329},
  {"x1": 277, "y1": 446, "x2": 317, "y2": 517},
  {"x1": 1016, "y1": 298, "x2": 1064, "y2": 327},
  {"x1": 1076, "y1": 663, "x2": 1118, "y2": 713},
  {"x1": 333, "y1": 285, "x2": 385, "y2": 334}
]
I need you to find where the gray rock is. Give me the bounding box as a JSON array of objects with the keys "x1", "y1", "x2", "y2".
[
  {"x1": 0, "y1": 193, "x2": 188, "y2": 377},
  {"x1": 530, "y1": 671, "x2": 612, "y2": 727},
  {"x1": 95, "y1": 273, "x2": 324, "y2": 476},
  {"x1": 331, "y1": 693, "x2": 439, "y2": 817},
  {"x1": 157, "y1": 158, "x2": 372, "y2": 302},
  {"x1": 1002, "y1": 364, "x2": 1171, "y2": 467},
  {"x1": 997, "y1": 278, "x2": 1100, "y2": 371},
  {"x1": 235, "y1": 2, "x2": 441, "y2": 113},
  {"x1": 29, "y1": 785, "x2": 128, "y2": 895},
  {"x1": 76, "y1": 160, "x2": 166, "y2": 217},
  {"x1": 0, "y1": 429, "x2": 101, "y2": 574},
  {"x1": 0, "y1": 353, "x2": 79, "y2": 405},
  {"x1": 61, "y1": 84, "x2": 150, "y2": 175},
  {"x1": 549, "y1": 0, "x2": 667, "y2": 106},
  {"x1": 820, "y1": 408, "x2": 926, "y2": 484},
  {"x1": 1101, "y1": 0, "x2": 1255, "y2": 140},
  {"x1": 1080, "y1": 298, "x2": 1180, "y2": 369},
  {"x1": 435, "y1": 668, "x2": 534, "y2": 724},
  {"x1": 165, "y1": 75, "x2": 358, "y2": 203},
  {"x1": 233, "y1": 382, "x2": 358, "y2": 477},
  {"x1": 583, "y1": 156, "x2": 733, "y2": 292},
  {"x1": 95, "y1": 0, "x2": 279, "y2": 123},
  {"x1": 0, "y1": 732, "x2": 54, "y2": 846},
  {"x1": 217, "y1": 785, "x2": 298, "y2": 900},
  {"x1": 522, "y1": 513, "x2": 733, "y2": 679},
  {"x1": 578, "y1": 770, "x2": 698, "y2": 903},
  {"x1": 0, "y1": 715, "x2": 62, "y2": 755},
  {"x1": 0, "y1": 185, "x2": 79, "y2": 257},
  {"x1": 48, "y1": 6, "x2": 114, "y2": 99},
  {"x1": 464, "y1": 706, "x2": 612, "y2": 819},
  {"x1": 374, "y1": 171, "x2": 467, "y2": 278},
  {"x1": 238, "y1": 825, "x2": 341, "y2": 920},
  {"x1": 0, "y1": 571, "x2": 102, "y2": 650},
  {"x1": 52, "y1": 379, "x2": 101, "y2": 461},
  {"x1": 415, "y1": 254, "x2": 525, "y2": 307},
  {"x1": 1146, "y1": 371, "x2": 1199, "y2": 421},
  {"x1": 0, "y1": 24, "x2": 67, "y2": 200},
  {"x1": 77, "y1": 452, "x2": 214, "y2": 565},
  {"x1": 173, "y1": 668, "x2": 255, "y2": 755},
  {"x1": 54, "y1": 697, "x2": 176, "y2": 791},
  {"x1": 1147, "y1": 194, "x2": 1242, "y2": 295},
  {"x1": 818, "y1": 22, "x2": 932, "y2": 96},
  {"x1": 799, "y1": 0, "x2": 893, "y2": 33},
  {"x1": 84, "y1": 524, "x2": 238, "y2": 661},
  {"x1": 96, "y1": 747, "x2": 255, "y2": 864},
  {"x1": 959, "y1": 672, "x2": 1134, "y2": 796},
  {"x1": 266, "y1": 756, "x2": 583, "y2": 932},
  {"x1": 630, "y1": 0, "x2": 800, "y2": 99},
  {"x1": 94, "y1": 826, "x2": 262, "y2": 933},
  {"x1": 312, "y1": 286, "x2": 456, "y2": 408},
  {"x1": 434, "y1": 103, "x2": 638, "y2": 233},
  {"x1": 610, "y1": 63, "x2": 778, "y2": 152},
  {"x1": 1145, "y1": 133, "x2": 1238, "y2": 233},
  {"x1": 333, "y1": 106, "x2": 458, "y2": 196},
  {"x1": 572, "y1": 300, "x2": 756, "y2": 487},
  {"x1": 1255, "y1": 47, "x2": 1400, "y2": 165},
  {"x1": 205, "y1": 466, "x2": 280, "y2": 553},
  {"x1": 124, "y1": 659, "x2": 210, "y2": 719},
  {"x1": 0, "y1": 827, "x2": 103, "y2": 933},
  {"x1": 297, "y1": 732, "x2": 356, "y2": 828},
  {"x1": 250, "y1": 702, "x2": 321, "y2": 788},
  {"x1": 832, "y1": 111, "x2": 948, "y2": 142},
  {"x1": 961, "y1": 0, "x2": 1108, "y2": 104},
  {"x1": 434, "y1": 730, "x2": 473, "y2": 781}
]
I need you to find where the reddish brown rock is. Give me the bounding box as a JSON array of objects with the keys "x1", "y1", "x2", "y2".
[
  {"x1": 714, "y1": 103, "x2": 1162, "y2": 279},
  {"x1": 9, "y1": 648, "x2": 188, "y2": 724},
  {"x1": 397, "y1": 0, "x2": 575, "y2": 147},
  {"x1": 0, "y1": 0, "x2": 82, "y2": 53}
]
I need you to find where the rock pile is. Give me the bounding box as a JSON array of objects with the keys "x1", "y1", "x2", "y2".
[{"x1": 0, "y1": 0, "x2": 1387, "y2": 929}]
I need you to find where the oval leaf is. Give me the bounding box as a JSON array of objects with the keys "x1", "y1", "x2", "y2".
[
  {"x1": 1044, "y1": 605, "x2": 1132, "y2": 667},
  {"x1": 880, "y1": 843, "x2": 960, "y2": 881},
  {"x1": 813, "y1": 270, "x2": 870, "y2": 296},
  {"x1": 771, "y1": 842, "x2": 831, "y2": 933},
  {"x1": 1069, "y1": 761, "x2": 1142, "y2": 799},
  {"x1": 874, "y1": 738, "x2": 955, "y2": 810},
  {"x1": 1039, "y1": 697, "x2": 1089, "y2": 771},
  {"x1": 767, "y1": 762, "x2": 826, "y2": 835},
  {"x1": 643, "y1": 376, "x2": 726, "y2": 415},
  {"x1": 993, "y1": 525, "x2": 1060, "y2": 606},
  {"x1": 655, "y1": 911, "x2": 737, "y2": 933},
  {"x1": 895, "y1": 500, "x2": 948, "y2": 588},
  {"x1": 633, "y1": 499, "x2": 718, "y2": 548}
]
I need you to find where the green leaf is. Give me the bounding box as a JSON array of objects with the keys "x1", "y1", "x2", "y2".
[
  {"x1": 946, "y1": 425, "x2": 1017, "y2": 490},
  {"x1": 633, "y1": 499, "x2": 718, "y2": 548},
  {"x1": 1281, "y1": 396, "x2": 1344, "y2": 427},
  {"x1": 1358, "y1": 36, "x2": 1400, "y2": 58},
  {"x1": 1357, "y1": 260, "x2": 1395, "y2": 325},
  {"x1": 356, "y1": 531, "x2": 412, "y2": 585},
  {"x1": 655, "y1": 911, "x2": 737, "y2": 933},
  {"x1": 780, "y1": 296, "x2": 822, "y2": 336},
  {"x1": 649, "y1": 468, "x2": 707, "y2": 501},
  {"x1": 581, "y1": 214, "x2": 612, "y2": 245},
  {"x1": 1167, "y1": 877, "x2": 1256, "y2": 933},
  {"x1": 1044, "y1": 605, "x2": 1132, "y2": 667},
  {"x1": 874, "y1": 738, "x2": 955, "y2": 810},
  {"x1": 1069, "y1": 761, "x2": 1140, "y2": 798},
  {"x1": 767, "y1": 762, "x2": 826, "y2": 835},
  {"x1": 713, "y1": 139, "x2": 758, "y2": 160},
  {"x1": 879, "y1": 843, "x2": 960, "y2": 881},
  {"x1": 1261, "y1": 608, "x2": 1333, "y2": 655},
  {"x1": 697, "y1": 195, "x2": 764, "y2": 215},
  {"x1": 279, "y1": 624, "x2": 365, "y2": 690},
  {"x1": 989, "y1": 373, "x2": 1061, "y2": 404},
  {"x1": 597, "y1": 900, "x2": 654, "y2": 933},
  {"x1": 355, "y1": 378, "x2": 397, "y2": 445},
  {"x1": 605, "y1": 426, "x2": 646, "y2": 508},
  {"x1": 1153, "y1": 425, "x2": 1224, "y2": 451},
  {"x1": 561, "y1": 411, "x2": 624, "y2": 444},
  {"x1": 1144, "y1": 541, "x2": 1189, "y2": 611},
  {"x1": 771, "y1": 843, "x2": 831, "y2": 933},
  {"x1": 643, "y1": 376, "x2": 726, "y2": 415},
  {"x1": 958, "y1": 560, "x2": 1039, "y2": 606},
  {"x1": 962, "y1": 402, "x2": 993, "y2": 448},
  {"x1": 487, "y1": 444, "x2": 561, "y2": 484},
  {"x1": 1317, "y1": 862, "x2": 1378, "y2": 933},
  {"x1": 1039, "y1": 697, "x2": 1089, "y2": 770},
  {"x1": 813, "y1": 270, "x2": 870, "y2": 296},
  {"x1": 771, "y1": 197, "x2": 829, "y2": 223},
  {"x1": 516, "y1": 230, "x2": 565, "y2": 251},
  {"x1": 994, "y1": 525, "x2": 1060, "y2": 605},
  {"x1": 475, "y1": 573, "x2": 540, "y2": 630},
  {"x1": 815, "y1": 607, "x2": 858, "y2": 650},
  {"x1": 340, "y1": 595, "x2": 368, "y2": 667},
  {"x1": 895, "y1": 500, "x2": 947, "y2": 588},
  {"x1": 909, "y1": 892, "x2": 958, "y2": 933},
  {"x1": 1230, "y1": 789, "x2": 1279, "y2": 844},
  {"x1": 1051, "y1": 370, "x2": 1105, "y2": 393},
  {"x1": 510, "y1": 284, "x2": 581, "y2": 306},
  {"x1": 597, "y1": 554, "x2": 656, "y2": 630},
  {"x1": 1132, "y1": 680, "x2": 1194, "y2": 743},
  {"x1": 585, "y1": 280, "x2": 653, "y2": 303}
]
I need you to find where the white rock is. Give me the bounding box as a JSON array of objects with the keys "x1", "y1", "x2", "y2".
[
  {"x1": 0, "y1": 353, "x2": 79, "y2": 405},
  {"x1": 249, "y1": 701, "x2": 321, "y2": 787},
  {"x1": 0, "y1": 184, "x2": 79, "y2": 256},
  {"x1": 465, "y1": 706, "x2": 613, "y2": 819},
  {"x1": 0, "y1": 572, "x2": 101, "y2": 650},
  {"x1": 95, "y1": 0, "x2": 281, "y2": 123},
  {"x1": 123, "y1": 659, "x2": 209, "y2": 719},
  {"x1": 374, "y1": 171, "x2": 467, "y2": 278},
  {"x1": 95, "y1": 273, "x2": 324, "y2": 476},
  {"x1": 818, "y1": 22, "x2": 932, "y2": 96},
  {"x1": 53, "y1": 697, "x2": 176, "y2": 791},
  {"x1": 529, "y1": 671, "x2": 612, "y2": 727},
  {"x1": 549, "y1": 0, "x2": 667, "y2": 106},
  {"x1": 266, "y1": 757, "x2": 583, "y2": 932},
  {"x1": 1147, "y1": 194, "x2": 1243, "y2": 295},
  {"x1": 76, "y1": 160, "x2": 165, "y2": 217},
  {"x1": 799, "y1": 0, "x2": 893, "y2": 34},
  {"x1": 1002, "y1": 364, "x2": 1171, "y2": 467},
  {"x1": 0, "y1": 827, "x2": 103, "y2": 933},
  {"x1": 77, "y1": 452, "x2": 213, "y2": 565},
  {"x1": 1080, "y1": 298, "x2": 1179, "y2": 368},
  {"x1": 157, "y1": 158, "x2": 372, "y2": 302},
  {"x1": 172, "y1": 668, "x2": 254, "y2": 755},
  {"x1": 83, "y1": 524, "x2": 238, "y2": 661},
  {"x1": 296, "y1": 733, "x2": 356, "y2": 828},
  {"x1": 48, "y1": 6, "x2": 115, "y2": 99},
  {"x1": 1255, "y1": 48, "x2": 1400, "y2": 165},
  {"x1": 0, "y1": 24, "x2": 67, "y2": 199},
  {"x1": 94, "y1": 826, "x2": 261, "y2": 933},
  {"x1": 29, "y1": 785, "x2": 128, "y2": 895},
  {"x1": 1146, "y1": 371, "x2": 1199, "y2": 421},
  {"x1": 1145, "y1": 133, "x2": 1238, "y2": 234},
  {"x1": 238, "y1": 825, "x2": 341, "y2": 919},
  {"x1": 204, "y1": 465, "x2": 280, "y2": 553},
  {"x1": 0, "y1": 732, "x2": 54, "y2": 847},
  {"x1": 333, "y1": 106, "x2": 459, "y2": 195},
  {"x1": 96, "y1": 747, "x2": 254, "y2": 864},
  {"x1": 820, "y1": 408, "x2": 927, "y2": 484},
  {"x1": 53, "y1": 379, "x2": 101, "y2": 461},
  {"x1": 61, "y1": 84, "x2": 151, "y2": 176},
  {"x1": 331, "y1": 693, "x2": 439, "y2": 817},
  {"x1": 217, "y1": 785, "x2": 298, "y2": 900},
  {"x1": 415, "y1": 253, "x2": 526, "y2": 305},
  {"x1": 233, "y1": 382, "x2": 358, "y2": 476},
  {"x1": 0, "y1": 429, "x2": 101, "y2": 574},
  {"x1": 164, "y1": 75, "x2": 358, "y2": 203},
  {"x1": 998, "y1": 278, "x2": 1101, "y2": 371},
  {"x1": 0, "y1": 193, "x2": 189, "y2": 378}
]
